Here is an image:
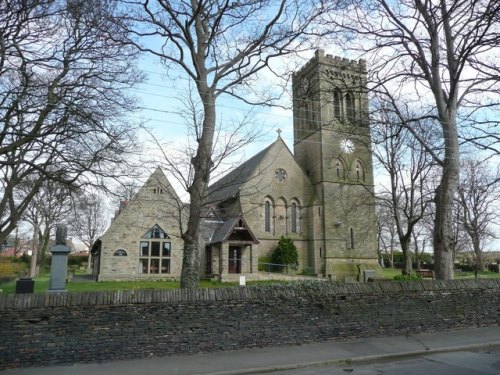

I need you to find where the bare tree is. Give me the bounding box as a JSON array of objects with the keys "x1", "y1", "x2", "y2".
[
  {"x1": 372, "y1": 106, "x2": 435, "y2": 274},
  {"x1": 422, "y1": 176, "x2": 470, "y2": 266},
  {"x1": 324, "y1": 0, "x2": 500, "y2": 279},
  {"x1": 146, "y1": 85, "x2": 265, "y2": 201},
  {"x1": 376, "y1": 198, "x2": 399, "y2": 268},
  {"x1": 411, "y1": 229, "x2": 422, "y2": 271},
  {"x1": 117, "y1": 0, "x2": 327, "y2": 288},
  {"x1": 20, "y1": 177, "x2": 73, "y2": 277},
  {"x1": 457, "y1": 159, "x2": 500, "y2": 276},
  {"x1": 71, "y1": 192, "x2": 109, "y2": 268},
  {"x1": 0, "y1": 0, "x2": 142, "y2": 245},
  {"x1": 112, "y1": 182, "x2": 141, "y2": 205},
  {"x1": 146, "y1": 94, "x2": 264, "y2": 227}
]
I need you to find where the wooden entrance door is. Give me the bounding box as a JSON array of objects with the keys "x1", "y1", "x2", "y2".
[
  {"x1": 205, "y1": 246, "x2": 212, "y2": 274},
  {"x1": 228, "y1": 246, "x2": 241, "y2": 274}
]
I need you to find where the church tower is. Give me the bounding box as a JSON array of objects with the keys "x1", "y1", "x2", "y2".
[{"x1": 292, "y1": 49, "x2": 379, "y2": 280}]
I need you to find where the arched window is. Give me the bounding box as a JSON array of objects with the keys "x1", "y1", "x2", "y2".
[
  {"x1": 353, "y1": 159, "x2": 365, "y2": 182},
  {"x1": 275, "y1": 197, "x2": 287, "y2": 235},
  {"x1": 333, "y1": 89, "x2": 342, "y2": 120},
  {"x1": 335, "y1": 158, "x2": 346, "y2": 179},
  {"x1": 291, "y1": 202, "x2": 299, "y2": 233},
  {"x1": 143, "y1": 224, "x2": 169, "y2": 239},
  {"x1": 113, "y1": 249, "x2": 127, "y2": 256},
  {"x1": 346, "y1": 91, "x2": 356, "y2": 123},
  {"x1": 309, "y1": 101, "x2": 315, "y2": 128},
  {"x1": 304, "y1": 102, "x2": 310, "y2": 130},
  {"x1": 264, "y1": 200, "x2": 272, "y2": 233},
  {"x1": 140, "y1": 224, "x2": 171, "y2": 274}
]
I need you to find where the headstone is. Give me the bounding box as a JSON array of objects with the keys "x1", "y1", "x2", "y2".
[
  {"x1": 48, "y1": 225, "x2": 71, "y2": 292},
  {"x1": 239, "y1": 275, "x2": 246, "y2": 286},
  {"x1": 364, "y1": 269, "x2": 376, "y2": 283},
  {"x1": 15, "y1": 278, "x2": 34, "y2": 294}
]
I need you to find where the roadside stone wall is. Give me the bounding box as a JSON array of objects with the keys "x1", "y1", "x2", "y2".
[{"x1": 1, "y1": 279, "x2": 499, "y2": 370}]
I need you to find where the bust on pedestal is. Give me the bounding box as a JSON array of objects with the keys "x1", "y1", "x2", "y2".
[{"x1": 48, "y1": 225, "x2": 71, "y2": 292}]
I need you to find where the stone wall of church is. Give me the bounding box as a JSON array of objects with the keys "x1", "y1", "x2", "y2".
[
  {"x1": 1, "y1": 280, "x2": 498, "y2": 370},
  {"x1": 238, "y1": 140, "x2": 315, "y2": 271},
  {"x1": 98, "y1": 171, "x2": 184, "y2": 280}
]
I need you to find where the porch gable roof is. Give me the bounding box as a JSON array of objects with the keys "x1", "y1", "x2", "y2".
[{"x1": 209, "y1": 216, "x2": 259, "y2": 245}]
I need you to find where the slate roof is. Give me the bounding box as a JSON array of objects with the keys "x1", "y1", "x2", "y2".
[
  {"x1": 199, "y1": 219, "x2": 225, "y2": 243},
  {"x1": 206, "y1": 216, "x2": 259, "y2": 245},
  {"x1": 206, "y1": 138, "x2": 283, "y2": 203},
  {"x1": 210, "y1": 217, "x2": 239, "y2": 244}
]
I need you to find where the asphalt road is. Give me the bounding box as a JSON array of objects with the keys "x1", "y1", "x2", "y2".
[{"x1": 271, "y1": 347, "x2": 500, "y2": 375}]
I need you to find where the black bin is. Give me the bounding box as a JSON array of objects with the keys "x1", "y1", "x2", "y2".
[{"x1": 16, "y1": 278, "x2": 34, "y2": 294}]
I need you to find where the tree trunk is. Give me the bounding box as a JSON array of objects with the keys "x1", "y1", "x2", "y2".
[
  {"x1": 433, "y1": 112, "x2": 459, "y2": 280},
  {"x1": 433, "y1": 175, "x2": 456, "y2": 280},
  {"x1": 180, "y1": 91, "x2": 216, "y2": 289},
  {"x1": 180, "y1": 240, "x2": 200, "y2": 288},
  {"x1": 400, "y1": 237, "x2": 412, "y2": 275},
  {"x1": 414, "y1": 239, "x2": 421, "y2": 270},
  {"x1": 434, "y1": 181, "x2": 457, "y2": 279},
  {"x1": 389, "y1": 238, "x2": 394, "y2": 268},
  {"x1": 29, "y1": 224, "x2": 39, "y2": 278},
  {"x1": 473, "y1": 237, "x2": 483, "y2": 278},
  {"x1": 38, "y1": 227, "x2": 50, "y2": 271}
]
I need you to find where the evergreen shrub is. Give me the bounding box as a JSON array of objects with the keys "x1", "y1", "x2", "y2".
[{"x1": 271, "y1": 236, "x2": 298, "y2": 271}]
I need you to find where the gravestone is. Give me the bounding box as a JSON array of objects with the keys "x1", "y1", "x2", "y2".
[
  {"x1": 48, "y1": 225, "x2": 71, "y2": 292},
  {"x1": 364, "y1": 269, "x2": 376, "y2": 283}
]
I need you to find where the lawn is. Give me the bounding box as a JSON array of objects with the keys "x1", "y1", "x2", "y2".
[
  {"x1": 1, "y1": 269, "x2": 498, "y2": 295},
  {"x1": 381, "y1": 267, "x2": 500, "y2": 279},
  {"x1": 0, "y1": 276, "x2": 282, "y2": 295}
]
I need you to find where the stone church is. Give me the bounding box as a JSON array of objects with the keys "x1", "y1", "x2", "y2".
[{"x1": 91, "y1": 50, "x2": 379, "y2": 282}]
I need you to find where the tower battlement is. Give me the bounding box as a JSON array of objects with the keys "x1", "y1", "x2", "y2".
[{"x1": 293, "y1": 49, "x2": 366, "y2": 78}]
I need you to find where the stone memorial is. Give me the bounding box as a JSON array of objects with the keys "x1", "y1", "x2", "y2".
[
  {"x1": 48, "y1": 225, "x2": 71, "y2": 292},
  {"x1": 364, "y1": 269, "x2": 376, "y2": 283}
]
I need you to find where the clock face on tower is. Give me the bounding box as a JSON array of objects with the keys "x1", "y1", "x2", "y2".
[
  {"x1": 341, "y1": 139, "x2": 355, "y2": 153},
  {"x1": 298, "y1": 77, "x2": 310, "y2": 96}
]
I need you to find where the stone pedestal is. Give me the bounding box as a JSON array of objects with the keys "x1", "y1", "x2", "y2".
[{"x1": 48, "y1": 244, "x2": 71, "y2": 292}]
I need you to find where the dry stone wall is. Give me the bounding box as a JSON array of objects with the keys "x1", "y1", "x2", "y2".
[{"x1": 1, "y1": 279, "x2": 499, "y2": 370}]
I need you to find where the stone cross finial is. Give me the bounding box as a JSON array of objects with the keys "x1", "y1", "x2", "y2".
[{"x1": 277, "y1": 128, "x2": 282, "y2": 137}]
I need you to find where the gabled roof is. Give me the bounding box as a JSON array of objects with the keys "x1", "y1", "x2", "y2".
[
  {"x1": 206, "y1": 137, "x2": 289, "y2": 203},
  {"x1": 143, "y1": 166, "x2": 181, "y2": 202},
  {"x1": 101, "y1": 166, "x2": 182, "y2": 239},
  {"x1": 208, "y1": 216, "x2": 259, "y2": 245}
]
